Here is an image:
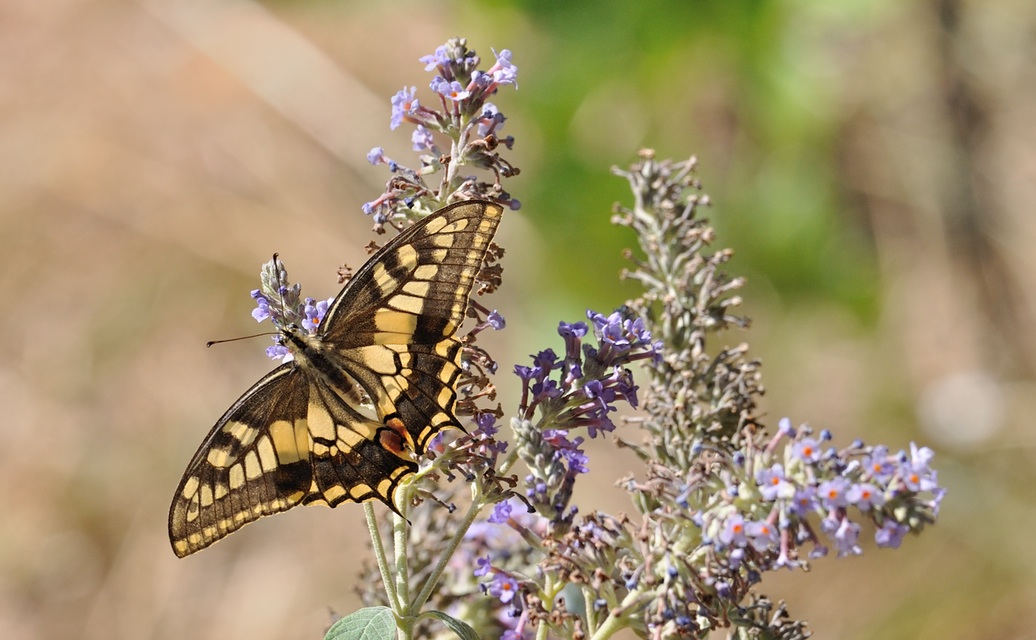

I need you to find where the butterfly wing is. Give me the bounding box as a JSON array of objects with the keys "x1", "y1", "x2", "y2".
[
  {"x1": 169, "y1": 364, "x2": 312, "y2": 557},
  {"x1": 168, "y1": 363, "x2": 422, "y2": 557},
  {"x1": 320, "y1": 200, "x2": 504, "y2": 452},
  {"x1": 169, "y1": 200, "x2": 503, "y2": 557}
]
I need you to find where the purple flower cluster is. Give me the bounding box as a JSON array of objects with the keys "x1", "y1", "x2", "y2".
[
  {"x1": 342, "y1": 63, "x2": 951, "y2": 640},
  {"x1": 362, "y1": 38, "x2": 520, "y2": 227},
  {"x1": 419, "y1": 44, "x2": 517, "y2": 107},
  {"x1": 473, "y1": 550, "x2": 522, "y2": 605},
  {"x1": 510, "y1": 308, "x2": 662, "y2": 531},
  {"x1": 586, "y1": 310, "x2": 663, "y2": 368},
  {"x1": 514, "y1": 309, "x2": 662, "y2": 431},
  {"x1": 463, "y1": 500, "x2": 548, "y2": 635},
  {"x1": 246, "y1": 257, "x2": 334, "y2": 362},
  {"x1": 699, "y1": 421, "x2": 945, "y2": 572}
]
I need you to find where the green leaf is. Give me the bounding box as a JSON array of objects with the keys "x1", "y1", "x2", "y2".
[
  {"x1": 421, "y1": 610, "x2": 481, "y2": 640},
  {"x1": 324, "y1": 607, "x2": 397, "y2": 640}
]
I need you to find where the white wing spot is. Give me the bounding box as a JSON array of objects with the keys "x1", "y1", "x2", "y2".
[
  {"x1": 388, "y1": 293, "x2": 426, "y2": 314},
  {"x1": 200, "y1": 484, "x2": 214, "y2": 507},
  {"x1": 244, "y1": 451, "x2": 262, "y2": 480},
  {"x1": 182, "y1": 476, "x2": 200, "y2": 499},
  {"x1": 413, "y1": 264, "x2": 438, "y2": 280},
  {"x1": 257, "y1": 437, "x2": 277, "y2": 471},
  {"x1": 307, "y1": 401, "x2": 336, "y2": 441},
  {"x1": 402, "y1": 280, "x2": 431, "y2": 298},
  {"x1": 229, "y1": 464, "x2": 245, "y2": 490},
  {"x1": 206, "y1": 447, "x2": 232, "y2": 469},
  {"x1": 323, "y1": 484, "x2": 346, "y2": 502}
]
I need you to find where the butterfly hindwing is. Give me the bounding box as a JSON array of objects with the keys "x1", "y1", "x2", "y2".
[
  {"x1": 300, "y1": 375, "x2": 418, "y2": 508},
  {"x1": 344, "y1": 338, "x2": 466, "y2": 453},
  {"x1": 169, "y1": 200, "x2": 504, "y2": 557}
]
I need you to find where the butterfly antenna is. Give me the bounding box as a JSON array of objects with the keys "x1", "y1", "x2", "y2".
[{"x1": 206, "y1": 332, "x2": 278, "y2": 348}]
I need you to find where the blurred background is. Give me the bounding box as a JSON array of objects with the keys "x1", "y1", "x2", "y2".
[{"x1": 2, "y1": 0, "x2": 1034, "y2": 638}]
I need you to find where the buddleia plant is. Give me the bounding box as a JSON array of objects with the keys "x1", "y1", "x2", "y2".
[{"x1": 307, "y1": 39, "x2": 944, "y2": 640}]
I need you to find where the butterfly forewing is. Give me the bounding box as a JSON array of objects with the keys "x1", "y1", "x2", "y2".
[
  {"x1": 323, "y1": 200, "x2": 502, "y2": 348},
  {"x1": 169, "y1": 365, "x2": 312, "y2": 558},
  {"x1": 169, "y1": 200, "x2": 504, "y2": 557}
]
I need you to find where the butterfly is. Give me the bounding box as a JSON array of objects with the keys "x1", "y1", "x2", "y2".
[{"x1": 169, "y1": 200, "x2": 503, "y2": 557}]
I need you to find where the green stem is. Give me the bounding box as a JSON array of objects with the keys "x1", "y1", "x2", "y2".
[
  {"x1": 393, "y1": 492, "x2": 413, "y2": 640},
  {"x1": 497, "y1": 443, "x2": 521, "y2": 475},
  {"x1": 412, "y1": 495, "x2": 484, "y2": 611},
  {"x1": 533, "y1": 575, "x2": 564, "y2": 640},
  {"x1": 444, "y1": 138, "x2": 458, "y2": 193},
  {"x1": 589, "y1": 587, "x2": 643, "y2": 640},
  {"x1": 364, "y1": 502, "x2": 400, "y2": 611},
  {"x1": 582, "y1": 587, "x2": 600, "y2": 636}
]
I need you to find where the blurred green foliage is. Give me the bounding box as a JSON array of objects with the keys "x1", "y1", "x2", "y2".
[{"x1": 435, "y1": 0, "x2": 883, "y2": 323}]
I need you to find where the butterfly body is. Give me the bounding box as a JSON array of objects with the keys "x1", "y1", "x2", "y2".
[{"x1": 169, "y1": 201, "x2": 503, "y2": 557}]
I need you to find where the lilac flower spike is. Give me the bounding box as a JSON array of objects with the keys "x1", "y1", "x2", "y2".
[
  {"x1": 718, "y1": 514, "x2": 748, "y2": 548},
  {"x1": 301, "y1": 297, "x2": 332, "y2": 333},
  {"x1": 875, "y1": 521, "x2": 910, "y2": 549},
  {"x1": 477, "y1": 103, "x2": 504, "y2": 137},
  {"x1": 792, "y1": 437, "x2": 822, "y2": 463},
  {"x1": 817, "y1": 477, "x2": 850, "y2": 509},
  {"x1": 488, "y1": 500, "x2": 513, "y2": 524},
  {"x1": 432, "y1": 78, "x2": 470, "y2": 102},
  {"x1": 757, "y1": 464, "x2": 795, "y2": 501},
  {"x1": 364, "y1": 38, "x2": 521, "y2": 225},
  {"x1": 846, "y1": 482, "x2": 884, "y2": 511},
  {"x1": 487, "y1": 573, "x2": 520, "y2": 604},
  {"x1": 251, "y1": 290, "x2": 271, "y2": 322},
  {"x1": 473, "y1": 555, "x2": 492, "y2": 578},
  {"x1": 487, "y1": 310, "x2": 506, "y2": 330}
]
